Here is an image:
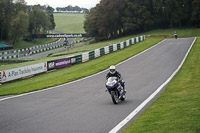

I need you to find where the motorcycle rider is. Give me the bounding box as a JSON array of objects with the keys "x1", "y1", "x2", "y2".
[
  {"x1": 106, "y1": 65, "x2": 126, "y2": 94},
  {"x1": 174, "y1": 31, "x2": 178, "y2": 39}
]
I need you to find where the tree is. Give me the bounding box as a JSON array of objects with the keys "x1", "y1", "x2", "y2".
[
  {"x1": 84, "y1": 0, "x2": 195, "y2": 40},
  {"x1": 191, "y1": 0, "x2": 200, "y2": 27},
  {"x1": 0, "y1": 0, "x2": 13, "y2": 40},
  {"x1": 56, "y1": 5, "x2": 88, "y2": 13},
  {"x1": 84, "y1": 0, "x2": 126, "y2": 41},
  {"x1": 152, "y1": 0, "x2": 192, "y2": 28},
  {"x1": 0, "y1": 0, "x2": 57, "y2": 45},
  {"x1": 28, "y1": 6, "x2": 51, "y2": 34},
  {"x1": 122, "y1": 0, "x2": 154, "y2": 33},
  {"x1": 100, "y1": 0, "x2": 126, "y2": 38},
  {"x1": 46, "y1": 6, "x2": 56, "y2": 29},
  {"x1": 9, "y1": 10, "x2": 29, "y2": 45},
  {"x1": 14, "y1": 0, "x2": 26, "y2": 13},
  {"x1": 84, "y1": 8, "x2": 99, "y2": 40}
]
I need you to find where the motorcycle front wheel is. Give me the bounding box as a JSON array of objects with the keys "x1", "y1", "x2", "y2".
[
  {"x1": 111, "y1": 91, "x2": 119, "y2": 104},
  {"x1": 121, "y1": 94, "x2": 126, "y2": 101}
]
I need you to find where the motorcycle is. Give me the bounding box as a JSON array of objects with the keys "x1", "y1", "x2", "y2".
[
  {"x1": 105, "y1": 77, "x2": 126, "y2": 104},
  {"x1": 174, "y1": 33, "x2": 178, "y2": 39}
]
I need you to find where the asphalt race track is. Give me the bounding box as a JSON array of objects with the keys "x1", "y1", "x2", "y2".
[{"x1": 0, "y1": 37, "x2": 195, "y2": 133}]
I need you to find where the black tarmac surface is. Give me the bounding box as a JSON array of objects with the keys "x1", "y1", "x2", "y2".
[{"x1": 0, "y1": 38, "x2": 195, "y2": 133}]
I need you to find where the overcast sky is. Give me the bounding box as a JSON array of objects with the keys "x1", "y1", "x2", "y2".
[{"x1": 25, "y1": 0, "x2": 101, "y2": 9}]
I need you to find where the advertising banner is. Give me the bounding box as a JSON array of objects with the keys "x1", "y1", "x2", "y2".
[
  {"x1": 32, "y1": 34, "x2": 88, "y2": 38},
  {"x1": 47, "y1": 57, "x2": 76, "y2": 70},
  {"x1": 1, "y1": 63, "x2": 47, "y2": 83}
]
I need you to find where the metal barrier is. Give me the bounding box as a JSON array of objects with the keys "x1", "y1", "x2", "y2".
[{"x1": 0, "y1": 35, "x2": 145, "y2": 83}]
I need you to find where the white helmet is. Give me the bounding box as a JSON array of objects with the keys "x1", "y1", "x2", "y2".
[{"x1": 109, "y1": 65, "x2": 116, "y2": 74}]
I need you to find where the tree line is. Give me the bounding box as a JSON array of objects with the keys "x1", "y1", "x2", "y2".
[
  {"x1": 84, "y1": 0, "x2": 200, "y2": 41},
  {"x1": 0, "y1": 0, "x2": 56, "y2": 45},
  {"x1": 56, "y1": 5, "x2": 89, "y2": 13}
]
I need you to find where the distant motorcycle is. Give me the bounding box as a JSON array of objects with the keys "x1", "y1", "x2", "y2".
[
  {"x1": 105, "y1": 77, "x2": 126, "y2": 104},
  {"x1": 174, "y1": 32, "x2": 178, "y2": 39}
]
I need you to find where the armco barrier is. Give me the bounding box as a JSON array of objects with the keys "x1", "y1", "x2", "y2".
[
  {"x1": 75, "y1": 55, "x2": 82, "y2": 64},
  {"x1": 95, "y1": 49, "x2": 100, "y2": 58},
  {"x1": 100, "y1": 48, "x2": 105, "y2": 56},
  {"x1": 82, "y1": 52, "x2": 89, "y2": 62},
  {"x1": 0, "y1": 35, "x2": 145, "y2": 84},
  {"x1": 136, "y1": 37, "x2": 139, "y2": 43},
  {"x1": 47, "y1": 35, "x2": 145, "y2": 67},
  {"x1": 109, "y1": 45, "x2": 113, "y2": 53},
  {"x1": 105, "y1": 46, "x2": 109, "y2": 54},
  {"x1": 78, "y1": 35, "x2": 145, "y2": 64},
  {"x1": 120, "y1": 42, "x2": 124, "y2": 49},
  {"x1": 129, "y1": 39, "x2": 132, "y2": 45},
  {"x1": 126, "y1": 40, "x2": 130, "y2": 46},
  {"x1": 0, "y1": 39, "x2": 62, "y2": 60},
  {"x1": 123, "y1": 41, "x2": 127, "y2": 48},
  {"x1": 89, "y1": 51, "x2": 95, "y2": 60},
  {"x1": 117, "y1": 43, "x2": 121, "y2": 50}
]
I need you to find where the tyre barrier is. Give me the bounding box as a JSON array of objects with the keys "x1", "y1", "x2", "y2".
[{"x1": 0, "y1": 39, "x2": 62, "y2": 60}]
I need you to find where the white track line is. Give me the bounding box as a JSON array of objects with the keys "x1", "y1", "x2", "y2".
[{"x1": 108, "y1": 37, "x2": 196, "y2": 133}]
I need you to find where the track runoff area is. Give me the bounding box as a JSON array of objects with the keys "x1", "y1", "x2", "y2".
[{"x1": 0, "y1": 37, "x2": 196, "y2": 133}]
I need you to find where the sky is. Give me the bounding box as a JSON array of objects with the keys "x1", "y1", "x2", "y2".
[{"x1": 25, "y1": 0, "x2": 101, "y2": 9}]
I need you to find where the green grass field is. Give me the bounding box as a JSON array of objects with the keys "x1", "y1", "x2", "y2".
[{"x1": 54, "y1": 13, "x2": 85, "y2": 33}]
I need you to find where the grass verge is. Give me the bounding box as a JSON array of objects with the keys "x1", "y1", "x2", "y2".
[
  {"x1": 123, "y1": 38, "x2": 200, "y2": 133},
  {"x1": 145, "y1": 28, "x2": 200, "y2": 38},
  {"x1": 0, "y1": 37, "x2": 162, "y2": 96},
  {"x1": 13, "y1": 38, "x2": 59, "y2": 49}
]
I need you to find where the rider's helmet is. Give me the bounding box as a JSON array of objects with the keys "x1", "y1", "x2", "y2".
[{"x1": 109, "y1": 65, "x2": 116, "y2": 74}]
